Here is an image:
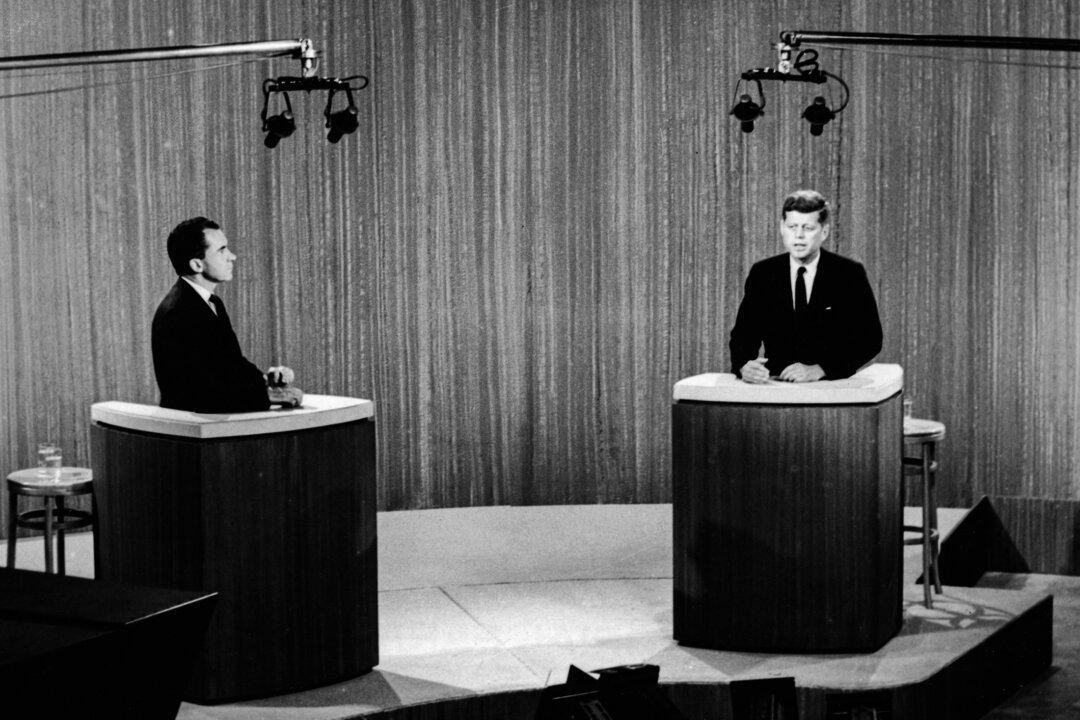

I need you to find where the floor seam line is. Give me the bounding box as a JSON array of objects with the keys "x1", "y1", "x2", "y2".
[{"x1": 436, "y1": 585, "x2": 550, "y2": 684}]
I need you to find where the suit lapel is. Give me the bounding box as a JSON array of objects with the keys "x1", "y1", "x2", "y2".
[
  {"x1": 773, "y1": 254, "x2": 794, "y2": 317},
  {"x1": 808, "y1": 249, "x2": 831, "y2": 310}
]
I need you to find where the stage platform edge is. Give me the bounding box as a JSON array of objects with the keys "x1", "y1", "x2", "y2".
[{"x1": 141, "y1": 504, "x2": 1048, "y2": 720}]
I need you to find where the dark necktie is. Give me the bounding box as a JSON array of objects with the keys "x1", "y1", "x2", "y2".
[
  {"x1": 209, "y1": 295, "x2": 227, "y2": 322},
  {"x1": 794, "y1": 267, "x2": 808, "y2": 358},
  {"x1": 795, "y1": 266, "x2": 807, "y2": 316}
]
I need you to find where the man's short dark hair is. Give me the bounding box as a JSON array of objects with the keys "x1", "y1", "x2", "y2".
[
  {"x1": 167, "y1": 217, "x2": 220, "y2": 276},
  {"x1": 781, "y1": 190, "x2": 829, "y2": 225}
]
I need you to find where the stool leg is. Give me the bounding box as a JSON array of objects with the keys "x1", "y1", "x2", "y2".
[
  {"x1": 920, "y1": 442, "x2": 933, "y2": 609},
  {"x1": 90, "y1": 491, "x2": 98, "y2": 578},
  {"x1": 56, "y1": 496, "x2": 66, "y2": 576},
  {"x1": 43, "y1": 497, "x2": 54, "y2": 574},
  {"x1": 6, "y1": 490, "x2": 16, "y2": 568},
  {"x1": 927, "y1": 442, "x2": 943, "y2": 594}
]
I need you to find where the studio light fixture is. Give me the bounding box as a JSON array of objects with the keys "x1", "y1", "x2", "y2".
[
  {"x1": 324, "y1": 87, "x2": 359, "y2": 143},
  {"x1": 261, "y1": 90, "x2": 296, "y2": 148},
  {"x1": 732, "y1": 29, "x2": 1080, "y2": 138},
  {"x1": 730, "y1": 43, "x2": 848, "y2": 136},
  {"x1": 256, "y1": 36, "x2": 370, "y2": 147},
  {"x1": 801, "y1": 96, "x2": 834, "y2": 136},
  {"x1": 260, "y1": 74, "x2": 368, "y2": 148},
  {"x1": 729, "y1": 78, "x2": 765, "y2": 133}
]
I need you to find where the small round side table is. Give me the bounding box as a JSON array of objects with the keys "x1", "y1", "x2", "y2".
[{"x1": 5, "y1": 467, "x2": 95, "y2": 575}]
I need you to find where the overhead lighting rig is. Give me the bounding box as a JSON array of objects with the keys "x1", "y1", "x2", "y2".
[
  {"x1": 733, "y1": 30, "x2": 1080, "y2": 136},
  {"x1": 260, "y1": 38, "x2": 369, "y2": 148},
  {"x1": 730, "y1": 41, "x2": 849, "y2": 136},
  {"x1": 261, "y1": 74, "x2": 369, "y2": 147},
  {"x1": 0, "y1": 37, "x2": 370, "y2": 148}
]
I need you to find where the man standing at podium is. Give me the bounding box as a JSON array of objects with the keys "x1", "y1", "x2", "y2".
[
  {"x1": 730, "y1": 190, "x2": 882, "y2": 383},
  {"x1": 152, "y1": 216, "x2": 302, "y2": 412}
]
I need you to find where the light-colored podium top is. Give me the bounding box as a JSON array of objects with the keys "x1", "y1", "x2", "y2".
[
  {"x1": 673, "y1": 363, "x2": 903, "y2": 405},
  {"x1": 91, "y1": 394, "x2": 375, "y2": 439}
]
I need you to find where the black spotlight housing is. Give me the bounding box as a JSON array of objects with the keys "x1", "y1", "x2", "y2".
[
  {"x1": 324, "y1": 87, "x2": 359, "y2": 143},
  {"x1": 801, "y1": 95, "x2": 835, "y2": 136},
  {"x1": 730, "y1": 94, "x2": 764, "y2": 133},
  {"x1": 327, "y1": 107, "x2": 359, "y2": 143},
  {"x1": 261, "y1": 86, "x2": 296, "y2": 148},
  {"x1": 263, "y1": 110, "x2": 296, "y2": 148},
  {"x1": 729, "y1": 78, "x2": 766, "y2": 134}
]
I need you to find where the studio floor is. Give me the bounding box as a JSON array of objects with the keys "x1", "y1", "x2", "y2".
[{"x1": 3, "y1": 504, "x2": 1079, "y2": 719}]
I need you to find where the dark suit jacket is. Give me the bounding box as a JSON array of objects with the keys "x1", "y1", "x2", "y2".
[
  {"x1": 151, "y1": 279, "x2": 270, "y2": 412},
  {"x1": 729, "y1": 249, "x2": 882, "y2": 379}
]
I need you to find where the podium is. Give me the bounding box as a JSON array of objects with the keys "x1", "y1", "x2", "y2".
[
  {"x1": 90, "y1": 395, "x2": 377, "y2": 702},
  {"x1": 672, "y1": 364, "x2": 903, "y2": 652}
]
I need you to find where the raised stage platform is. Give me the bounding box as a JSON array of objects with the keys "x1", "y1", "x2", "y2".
[{"x1": 2, "y1": 504, "x2": 1052, "y2": 719}]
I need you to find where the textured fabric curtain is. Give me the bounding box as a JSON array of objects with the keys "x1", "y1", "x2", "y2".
[{"x1": 1, "y1": 1, "x2": 1079, "y2": 541}]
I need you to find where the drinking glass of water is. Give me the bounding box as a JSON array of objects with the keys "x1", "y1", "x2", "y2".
[{"x1": 37, "y1": 442, "x2": 62, "y2": 481}]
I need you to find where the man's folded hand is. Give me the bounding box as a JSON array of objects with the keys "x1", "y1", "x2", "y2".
[
  {"x1": 268, "y1": 385, "x2": 304, "y2": 408},
  {"x1": 778, "y1": 362, "x2": 825, "y2": 383},
  {"x1": 739, "y1": 358, "x2": 771, "y2": 384},
  {"x1": 266, "y1": 365, "x2": 295, "y2": 388}
]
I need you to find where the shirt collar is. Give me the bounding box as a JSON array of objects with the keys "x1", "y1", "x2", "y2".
[
  {"x1": 789, "y1": 251, "x2": 822, "y2": 274},
  {"x1": 181, "y1": 275, "x2": 215, "y2": 306}
]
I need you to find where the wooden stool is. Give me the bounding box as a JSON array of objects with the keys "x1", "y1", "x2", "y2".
[
  {"x1": 6, "y1": 467, "x2": 95, "y2": 575},
  {"x1": 903, "y1": 417, "x2": 946, "y2": 608}
]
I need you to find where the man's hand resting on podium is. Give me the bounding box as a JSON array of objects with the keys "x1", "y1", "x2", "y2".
[
  {"x1": 740, "y1": 359, "x2": 825, "y2": 383},
  {"x1": 778, "y1": 362, "x2": 824, "y2": 383},
  {"x1": 265, "y1": 365, "x2": 303, "y2": 408},
  {"x1": 739, "y1": 358, "x2": 771, "y2": 384},
  {"x1": 268, "y1": 385, "x2": 303, "y2": 407}
]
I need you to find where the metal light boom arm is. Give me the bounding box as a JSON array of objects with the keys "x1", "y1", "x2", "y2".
[
  {"x1": 0, "y1": 38, "x2": 319, "y2": 76},
  {"x1": 0, "y1": 37, "x2": 373, "y2": 147},
  {"x1": 780, "y1": 30, "x2": 1080, "y2": 53}
]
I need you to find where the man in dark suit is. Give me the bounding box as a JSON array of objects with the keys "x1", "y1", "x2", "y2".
[
  {"x1": 151, "y1": 217, "x2": 302, "y2": 412},
  {"x1": 729, "y1": 190, "x2": 882, "y2": 383}
]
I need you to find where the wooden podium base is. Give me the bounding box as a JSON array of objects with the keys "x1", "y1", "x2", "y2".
[
  {"x1": 672, "y1": 394, "x2": 903, "y2": 652},
  {"x1": 92, "y1": 417, "x2": 378, "y2": 703}
]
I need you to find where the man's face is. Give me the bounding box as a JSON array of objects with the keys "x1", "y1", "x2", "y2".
[
  {"x1": 191, "y1": 228, "x2": 236, "y2": 283},
  {"x1": 780, "y1": 210, "x2": 829, "y2": 264}
]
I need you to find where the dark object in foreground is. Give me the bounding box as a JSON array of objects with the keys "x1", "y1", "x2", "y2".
[
  {"x1": 0, "y1": 568, "x2": 216, "y2": 720},
  {"x1": 535, "y1": 664, "x2": 686, "y2": 719},
  {"x1": 730, "y1": 676, "x2": 798, "y2": 719}
]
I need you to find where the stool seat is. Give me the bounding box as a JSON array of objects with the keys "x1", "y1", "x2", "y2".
[
  {"x1": 903, "y1": 417, "x2": 945, "y2": 441},
  {"x1": 6, "y1": 467, "x2": 95, "y2": 575},
  {"x1": 7, "y1": 467, "x2": 93, "y2": 496}
]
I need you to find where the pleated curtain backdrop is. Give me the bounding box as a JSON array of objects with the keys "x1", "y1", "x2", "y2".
[{"x1": 1, "y1": 0, "x2": 1079, "y2": 540}]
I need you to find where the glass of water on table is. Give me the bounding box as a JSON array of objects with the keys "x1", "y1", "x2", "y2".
[{"x1": 37, "y1": 442, "x2": 62, "y2": 481}]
